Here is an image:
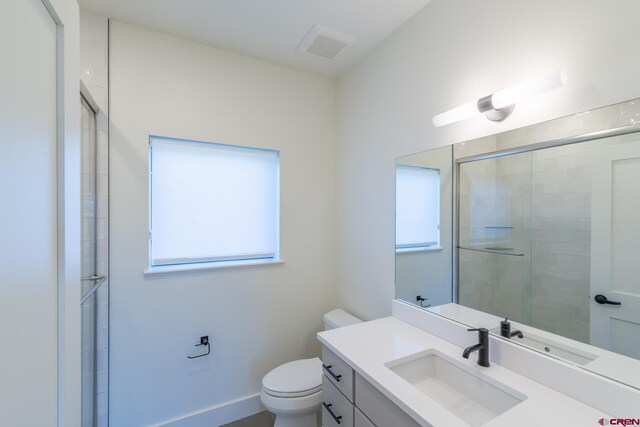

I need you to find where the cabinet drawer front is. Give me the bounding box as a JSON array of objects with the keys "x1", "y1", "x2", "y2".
[
  {"x1": 354, "y1": 408, "x2": 375, "y2": 427},
  {"x1": 322, "y1": 376, "x2": 354, "y2": 427},
  {"x1": 355, "y1": 373, "x2": 421, "y2": 427},
  {"x1": 322, "y1": 346, "x2": 354, "y2": 402}
]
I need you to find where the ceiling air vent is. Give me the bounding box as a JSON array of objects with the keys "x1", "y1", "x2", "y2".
[{"x1": 296, "y1": 25, "x2": 356, "y2": 60}]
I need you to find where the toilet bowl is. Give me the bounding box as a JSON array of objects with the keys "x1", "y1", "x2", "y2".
[
  {"x1": 260, "y1": 309, "x2": 361, "y2": 427},
  {"x1": 261, "y1": 358, "x2": 322, "y2": 427}
]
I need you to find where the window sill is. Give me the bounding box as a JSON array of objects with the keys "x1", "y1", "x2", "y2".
[
  {"x1": 144, "y1": 259, "x2": 284, "y2": 275},
  {"x1": 396, "y1": 246, "x2": 442, "y2": 254}
]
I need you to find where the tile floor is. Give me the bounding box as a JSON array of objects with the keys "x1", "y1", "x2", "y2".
[{"x1": 221, "y1": 411, "x2": 275, "y2": 427}]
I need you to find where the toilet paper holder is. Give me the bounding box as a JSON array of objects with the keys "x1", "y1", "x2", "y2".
[{"x1": 187, "y1": 336, "x2": 210, "y2": 359}]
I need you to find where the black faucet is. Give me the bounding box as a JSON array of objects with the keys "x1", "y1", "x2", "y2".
[
  {"x1": 500, "y1": 317, "x2": 524, "y2": 339},
  {"x1": 462, "y1": 328, "x2": 490, "y2": 367}
]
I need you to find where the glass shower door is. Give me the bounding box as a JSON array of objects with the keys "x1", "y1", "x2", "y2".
[
  {"x1": 458, "y1": 152, "x2": 533, "y2": 324},
  {"x1": 80, "y1": 95, "x2": 109, "y2": 427}
]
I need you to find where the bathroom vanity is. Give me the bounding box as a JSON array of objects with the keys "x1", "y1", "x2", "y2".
[
  {"x1": 317, "y1": 301, "x2": 640, "y2": 427},
  {"x1": 317, "y1": 97, "x2": 640, "y2": 427},
  {"x1": 394, "y1": 98, "x2": 640, "y2": 398},
  {"x1": 321, "y1": 345, "x2": 419, "y2": 427}
]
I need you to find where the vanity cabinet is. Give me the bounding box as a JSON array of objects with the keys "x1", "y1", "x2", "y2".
[
  {"x1": 322, "y1": 375, "x2": 354, "y2": 426},
  {"x1": 322, "y1": 345, "x2": 354, "y2": 402},
  {"x1": 354, "y1": 373, "x2": 420, "y2": 427},
  {"x1": 321, "y1": 346, "x2": 420, "y2": 427},
  {"x1": 354, "y1": 408, "x2": 375, "y2": 427}
]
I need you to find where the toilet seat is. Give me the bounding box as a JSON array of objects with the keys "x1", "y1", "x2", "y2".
[
  {"x1": 263, "y1": 384, "x2": 322, "y2": 398},
  {"x1": 262, "y1": 357, "x2": 322, "y2": 398}
]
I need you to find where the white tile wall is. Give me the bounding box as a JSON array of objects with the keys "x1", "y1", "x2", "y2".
[
  {"x1": 458, "y1": 152, "x2": 534, "y2": 326},
  {"x1": 458, "y1": 143, "x2": 595, "y2": 342},
  {"x1": 530, "y1": 144, "x2": 591, "y2": 342}
]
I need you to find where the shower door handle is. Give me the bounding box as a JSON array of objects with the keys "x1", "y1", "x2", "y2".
[
  {"x1": 80, "y1": 275, "x2": 107, "y2": 305},
  {"x1": 594, "y1": 294, "x2": 621, "y2": 306}
]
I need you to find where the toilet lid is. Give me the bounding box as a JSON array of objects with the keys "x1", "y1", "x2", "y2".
[{"x1": 262, "y1": 357, "x2": 322, "y2": 397}]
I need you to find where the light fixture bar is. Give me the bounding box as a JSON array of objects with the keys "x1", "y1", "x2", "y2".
[
  {"x1": 432, "y1": 70, "x2": 567, "y2": 127},
  {"x1": 491, "y1": 70, "x2": 567, "y2": 109},
  {"x1": 432, "y1": 101, "x2": 480, "y2": 128}
]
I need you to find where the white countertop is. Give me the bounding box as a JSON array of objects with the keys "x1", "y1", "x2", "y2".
[
  {"x1": 430, "y1": 303, "x2": 640, "y2": 389},
  {"x1": 317, "y1": 317, "x2": 609, "y2": 427}
]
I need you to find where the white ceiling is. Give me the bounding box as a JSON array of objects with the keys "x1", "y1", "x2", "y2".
[{"x1": 78, "y1": 0, "x2": 432, "y2": 77}]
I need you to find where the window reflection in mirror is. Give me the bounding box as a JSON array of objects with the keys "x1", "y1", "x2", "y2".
[
  {"x1": 395, "y1": 165, "x2": 440, "y2": 251},
  {"x1": 395, "y1": 145, "x2": 453, "y2": 309}
]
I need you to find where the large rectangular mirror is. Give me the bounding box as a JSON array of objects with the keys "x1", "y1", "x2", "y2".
[{"x1": 396, "y1": 98, "x2": 640, "y2": 390}]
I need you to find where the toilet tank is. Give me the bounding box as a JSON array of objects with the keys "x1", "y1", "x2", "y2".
[{"x1": 323, "y1": 309, "x2": 362, "y2": 330}]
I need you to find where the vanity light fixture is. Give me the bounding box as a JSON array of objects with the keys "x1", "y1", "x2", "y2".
[{"x1": 432, "y1": 70, "x2": 567, "y2": 127}]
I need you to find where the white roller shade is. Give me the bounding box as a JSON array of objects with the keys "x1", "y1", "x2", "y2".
[
  {"x1": 396, "y1": 165, "x2": 440, "y2": 248},
  {"x1": 150, "y1": 136, "x2": 279, "y2": 266}
]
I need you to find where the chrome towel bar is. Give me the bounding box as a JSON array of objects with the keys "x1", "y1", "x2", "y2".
[
  {"x1": 458, "y1": 246, "x2": 525, "y2": 257},
  {"x1": 80, "y1": 275, "x2": 107, "y2": 305}
]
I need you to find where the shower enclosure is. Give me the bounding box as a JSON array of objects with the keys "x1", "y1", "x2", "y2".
[
  {"x1": 458, "y1": 152, "x2": 533, "y2": 328},
  {"x1": 457, "y1": 139, "x2": 613, "y2": 345},
  {"x1": 80, "y1": 88, "x2": 109, "y2": 427},
  {"x1": 448, "y1": 97, "x2": 640, "y2": 369}
]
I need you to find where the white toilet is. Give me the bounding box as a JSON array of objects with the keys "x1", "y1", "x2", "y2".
[{"x1": 260, "y1": 309, "x2": 362, "y2": 427}]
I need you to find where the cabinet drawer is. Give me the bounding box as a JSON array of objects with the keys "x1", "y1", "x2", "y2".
[
  {"x1": 322, "y1": 376, "x2": 354, "y2": 427},
  {"x1": 322, "y1": 346, "x2": 354, "y2": 402},
  {"x1": 354, "y1": 408, "x2": 375, "y2": 427},
  {"x1": 355, "y1": 373, "x2": 420, "y2": 427}
]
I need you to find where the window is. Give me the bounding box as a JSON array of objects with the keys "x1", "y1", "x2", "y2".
[
  {"x1": 395, "y1": 165, "x2": 440, "y2": 250},
  {"x1": 149, "y1": 136, "x2": 279, "y2": 268}
]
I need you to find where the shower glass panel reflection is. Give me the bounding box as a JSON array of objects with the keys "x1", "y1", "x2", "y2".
[
  {"x1": 458, "y1": 142, "x2": 598, "y2": 344},
  {"x1": 80, "y1": 94, "x2": 109, "y2": 427},
  {"x1": 458, "y1": 152, "x2": 533, "y2": 325}
]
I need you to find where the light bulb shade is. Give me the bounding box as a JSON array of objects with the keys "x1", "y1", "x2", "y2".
[
  {"x1": 432, "y1": 101, "x2": 480, "y2": 128},
  {"x1": 432, "y1": 70, "x2": 567, "y2": 127},
  {"x1": 491, "y1": 70, "x2": 567, "y2": 110}
]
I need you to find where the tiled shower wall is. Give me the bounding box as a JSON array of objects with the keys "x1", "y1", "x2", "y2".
[
  {"x1": 530, "y1": 145, "x2": 591, "y2": 342},
  {"x1": 80, "y1": 11, "x2": 109, "y2": 427},
  {"x1": 458, "y1": 153, "x2": 533, "y2": 325}
]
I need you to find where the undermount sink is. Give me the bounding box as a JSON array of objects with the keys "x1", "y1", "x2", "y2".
[
  {"x1": 489, "y1": 327, "x2": 598, "y2": 366},
  {"x1": 385, "y1": 350, "x2": 526, "y2": 427}
]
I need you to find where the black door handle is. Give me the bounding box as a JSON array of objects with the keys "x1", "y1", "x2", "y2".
[{"x1": 594, "y1": 294, "x2": 621, "y2": 306}]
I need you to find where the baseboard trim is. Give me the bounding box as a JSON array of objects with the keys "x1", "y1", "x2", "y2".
[{"x1": 156, "y1": 393, "x2": 265, "y2": 427}]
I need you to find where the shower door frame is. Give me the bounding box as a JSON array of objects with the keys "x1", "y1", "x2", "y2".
[
  {"x1": 80, "y1": 81, "x2": 109, "y2": 427},
  {"x1": 453, "y1": 121, "x2": 640, "y2": 305}
]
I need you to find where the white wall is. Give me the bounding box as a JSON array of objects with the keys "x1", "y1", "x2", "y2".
[
  {"x1": 109, "y1": 22, "x2": 336, "y2": 426},
  {"x1": 57, "y1": 1, "x2": 82, "y2": 424},
  {"x1": 335, "y1": 0, "x2": 640, "y2": 320}
]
